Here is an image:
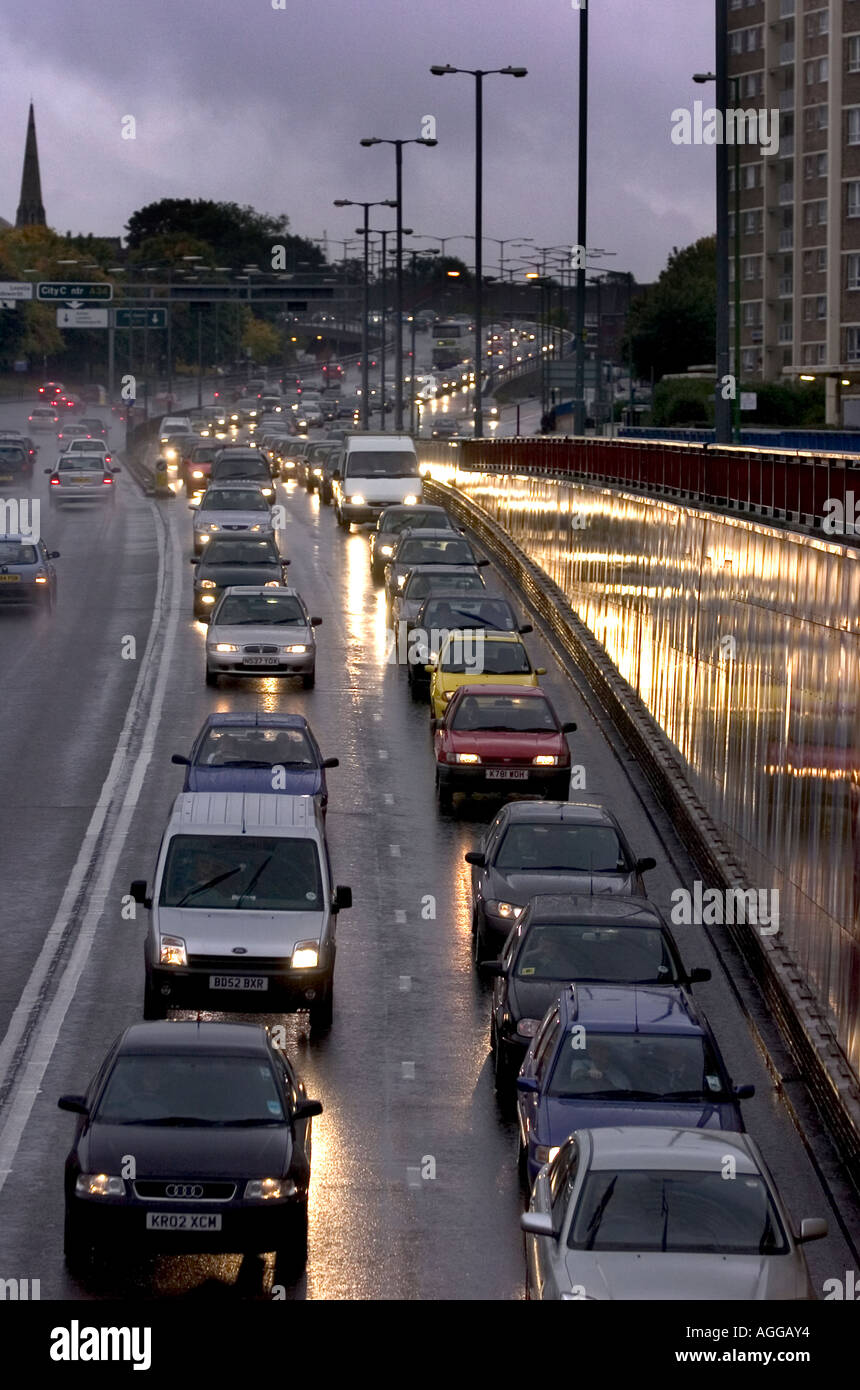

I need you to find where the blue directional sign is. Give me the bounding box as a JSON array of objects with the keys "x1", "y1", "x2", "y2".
[
  {"x1": 37, "y1": 282, "x2": 113, "y2": 301},
  {"x1": 114, "y1": 309, "x2": 167, "y2": 328}
]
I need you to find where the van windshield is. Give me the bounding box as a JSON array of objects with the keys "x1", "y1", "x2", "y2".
[
  {"x1": 345, "y1": 450, "x2": 419, "y2": 479},
  {"x1": 160, "y1": 834, "x2": 323, "y2": 910}
]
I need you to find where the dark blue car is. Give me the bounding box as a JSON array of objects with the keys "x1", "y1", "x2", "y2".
[
  {"x1": 516, "y1": 983, "x2": 754, "y2": 1186},
  {"x1": 171, "y1": 713, "x2": 338, "y2": 810}
]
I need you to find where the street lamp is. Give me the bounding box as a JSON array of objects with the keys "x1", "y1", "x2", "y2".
[
  {"x1": 692, "y1": 2, "x2": 731, "y2": 442},
  {"x1": 359, "y1": 136, "x2": 437, "y2": 429},
  {"x1": 694, "y1": 66, "x2": 740, "y2": 443},
  {"x1": 366, "y1": 227, "x2": 413, "y2": 425},
  {"x1": 334, "y1": 197, "x2": 397, "y2": 426},
  {"x1": 431, "y1": 62, "x2": 528, "y2": 435},
  {"x1": 404, "y1": 245, "x2": 440, "y2": 434}
]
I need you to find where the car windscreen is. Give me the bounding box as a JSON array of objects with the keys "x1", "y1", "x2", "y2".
[
  {"x1": 397, "y1": 538, "x2": 473, "y2": 565},
  {"x1": 514, "y1": 924, "x2": 678, "y2": 984},
  {"x1": 450, "y1": 694, "x2": 557, "y2": 732},
  {"x1": 159, "y1": 833, "x2": 323, "y2": 911},
  {"x1": 214, "y1": 593, "x2": 305, "y2": 625},
  {"x1": 495, "y1": 823, "x2": 626, "y2": 873},
  {"x1": 213, "y1": 461, "x2": 269, "y2": 480},
  {"x1": 405, "y1": 570, "x2": 485, "y2": 599},
  {"x1": 0, "y1": 542, "x2": 36, "y2": 564},
  {"x1": 345, "y1": 450, "x2": 419, "y2": 478},
  {"x1": 0, "y1": 447, "x2": 26, "y2": 463},
  {"x1": 307, "y1": 444, "x2": 335, "y2": 463},
  {"x1": 547, "y1": 1032, "x2": 725, "y2": 1101},
  {"x1": 442, "y1": 638, "x2": 529, "y2": 675},
  {"x1": 200, "y1": 489, "x2": 269, "y2": 512},
  {"x1": 190, "y1": 448, "x2": 219, "y2": 463},
  {"x1": 420, "y1": 598, "x2": 517, "y2": 631},
  {"x1": 58, "y1": 456, "x2": 104, "y2": 471},
  {"x1": 381, "y1": 508, "x2": 450, "y2": 534},
  {"x1": 567, "y1": 1170, "x2": 788, "y2": 1255},
  {"x1": 94, "y1": 1054, "x2": 286, "y2": 1126},
  {"x1": 202, "y1": 539, "x2": 279, "y2": 566},
  {"x1": 197, "y1": 725, "x2": 316, "y2": 768}
]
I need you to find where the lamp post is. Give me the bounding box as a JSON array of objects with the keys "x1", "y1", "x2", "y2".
[
  {"x1": 430, "y1": 62, "x2": 528, "y2": 436},
  {"x1": 405, "y1": 245, "x2": 439, "y2": 433},
  {"x1": 359, "y1": 136, "x2": 437, "y2": 429},
  {"x1": 694, "y1": 66, "x2": 741, "y2": 443},
  {"x1": 572, "y1": 1, "x2": 588, "y2": 435},
  {"x1": 334, "y1": 198, "x2": 396, "y2": 427}
]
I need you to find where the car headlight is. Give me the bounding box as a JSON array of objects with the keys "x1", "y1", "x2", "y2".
[
  {"x1": 403, "y1": 494, "x2": 418, "y2": 505},
  {"x1": 350, "y1": 493, "x2": 365, "y2": 506},
  {"x1": 250, "y1": 524, "x2": 262, "y2": 532},
  {"x1": 206, "y1": 523, "x2": 221, "y2": 532},
  {"x1": 284, "y1": 644, "x2": 308, "y2": 653},
  {"x1": 313, "y1": 467, "x2": 322, "y2": 476},
  {"x1": 396, "y1": 574, "x2": 407, "y2": 588},
  {"x1": 516, "y1": 1018, "x2": 542, "y2": 1038},
  {"x1": 164, "y1": 448, "x2": 177, "y2": 460},
  {"x1": 201, "y1": 595, "x2": 216, "y2": 604},
  {"x1": 244, "y1": 1178, "x2": 296, "y2": 1201},
  {"x1": 192, "y1": 469, "x2": 204, "y2": 478},
  {"x1": 213, "y1": 643, "x2": 238, "y2": 652},
  {"x1": 455, "y1": 752, "x2": 480, "y2": 764},
  {"x1": 380, "y1": 544, "x2": 394, "y2": 556},
  {"x1": 533, "y1": 755, "x2": 559, "y2": 766},
  {"x1": 264, "y1": 580, "x2": 280, "y2": 587},
  {"x1": 292, "y1": 941, "x2": 319, "y2": 969},
  {"x1": 198, "y1": 529, "x2": 209, "y2": 539},
  {"x1": 443, "y1": 690, "x2": 454, "y2": 702},
  {"x1": 76, "y1": 1174, "x2": 126, "y2": 1198},
  {"x1": 486, "y1": 900, "x2": 523, "y2": 920},
  {"x1": 261, "y1": 487, "x2": 273, "y2": 497},
  {"x1": 159, "y1": 935, "x2": 187, "y2": 967},
  {"x1": 533, "y1": 1146, "x2": 561, "y2": 1166},
  {"x1": 199, "y1": 579, "x2": 216, "y2": 589}
]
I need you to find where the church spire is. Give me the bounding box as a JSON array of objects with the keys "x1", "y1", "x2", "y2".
[{"x1": 15, "y1": 103, "x2": 46, "y2": 228}]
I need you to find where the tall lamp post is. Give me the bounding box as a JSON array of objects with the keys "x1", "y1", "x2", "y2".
[
  {"x1": 430, "y1": 62, "x2": 528, "y2": 436},
  {"x1": 694, "y1": 67, "x2": 741, "y2": 443},
  {"x1": 359, "y1": 136, "x2": 437, "y2": 429},
  {"x1": 405, "y1": 245, "x2": 440, "y2": 433},
  {"x1": 334, "y1": 198, "x2": 396, "y2": 427}
]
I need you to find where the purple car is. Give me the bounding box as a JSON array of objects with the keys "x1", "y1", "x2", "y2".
[{"x1": 171, "y1": 713, "x2": 338, "y2": 810}]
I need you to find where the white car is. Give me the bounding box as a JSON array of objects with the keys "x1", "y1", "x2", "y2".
[
  {"x1": 46, "y1": 453, "x2": 121, "y2": 504},
  {"x1": 191, "y1": 480, "x2": 275, "y2": 555},
  {"x1": 57, "y1": 439, "x2": 110, "y2": 465},
  {"x1": 204, "y1": 585, "x2": 321, "y2": 687},
  {"x1": 29, "y1": 406, "x2": 59, "y2": 432},
  {"x1": 159, "y1": 415, "x2": 192, "y2": 441}
]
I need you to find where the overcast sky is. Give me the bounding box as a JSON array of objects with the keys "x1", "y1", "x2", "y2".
[{"x1": 0, "y1": 0, "x2": 715, "y2": 283}]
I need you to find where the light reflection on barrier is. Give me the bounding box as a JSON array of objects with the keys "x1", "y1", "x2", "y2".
[{"x1": 442, "y1": 462, "x2": 860, "y2": 1080}]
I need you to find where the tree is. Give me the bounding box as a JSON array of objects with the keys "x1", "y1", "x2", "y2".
[
  {"x1": 124, "y1": 199, "x2": 325, "y2": 275},
  {"x1": 624, "y1": 237, "x2": 715, "y2": 381},
  {"x1": 243, "y1": 316, "x2": 282, "y2": 364}
]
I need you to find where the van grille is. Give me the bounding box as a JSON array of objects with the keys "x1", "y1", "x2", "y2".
[{"x1": 188, "y1": 955, "x2": 293, "y2": 972}]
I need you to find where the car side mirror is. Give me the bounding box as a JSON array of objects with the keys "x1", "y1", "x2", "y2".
[
  {"x1": 516, "y1": 1075, "x2": 539, "y2": 1093},
  {"x1": 476, "y1": 558, "x2": 490, "y2": 567},
  {"x1": 333, "y1": 885, "x2": 352, "y2": 912},
  {"x1": 48, "y1": 551, "x2": 60, "y2": 559},
  {"x1": 797, "y1": 1218, "x2": 827, "y2": 1244},
  {"x1": 424, "y1": 664, "x2": 435, "y2": 674},
  {"x1": 636, "y1": 856, "x2": 657, "y2": 873},
  {"x1": 733, "y1": 1083, "x2": 755, "y2": 1100},
  {"x1": 112, "y1": 466, "x2": 122, "y2": 474},
  {"x1": 57, "y1": 1094, "x2": 89, "y2": 1115},
  {"x1": 535, "y1": 667, "x2": 547, "y2": 676},
  {"x1": 520, "y1": 1211, "x2": 554, "y2": 1238},
  {"x1": 190, "y1": 556, "x2": 199, "y2": 564},
  {"x1": 561, "y1": 722, "x2": 577, "y2": 734},
  {"x1": 322, "y1": 757, "x2": 340, "y2": 769},
  {"x1": 171, "y1": 754, "x2": 190, "y2": 766},
  {"x1": 44, "y1": 468, "x2": 53, "y2": 474},
  {"x1": 687, "y1": 966, "x2": 711, "y2": 984},
  {"x1": 310, "y1": 616, "x2": 322, "y2": 626},
  {"x1": 293, "y1": 1098, "x2": 323, "y2": 1121},
  {"x1": 518, "y1": 624, "x2": 533, "y2": 634},
  {"x1": 464, "y1": 851, "x2": 486, "y2": 867},
  {"x1": 281, "y1": 559, "x2": 291, "y2": 566},
  {"x1": 129, "y1": 880, "x2": 151, "y2": 908}
]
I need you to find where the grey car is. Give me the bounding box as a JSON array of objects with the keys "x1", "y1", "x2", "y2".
[
  {"x1": 522, "y1": 1127, "x2": 827, "y2": 1301},
  {"x1": 191, "y1": 481, "x2": 275, "y2": 555},
  {"x1": 369, "y1": 504, "x2": 459, "y2": 582},
  {"x1": 205, "y1": 585, "x2": 321, "y2": 687}
]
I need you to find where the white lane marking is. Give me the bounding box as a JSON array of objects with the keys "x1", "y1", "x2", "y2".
[
  {"x1": 394, "y1": 910, "x2": 406, "y2": 924},
  {"x1": 401, "y1": 1062, "x2": 415, "y2": 1080},
  {"x1": 390, "y1": 844, "x2": 401, "y2": 856},
  {"x1": 0, "y1": 506, "x2": 183, "y2": 1188},
  {"x1": 398, "y1": 976, "x2": 411, "y2": 991},
  {"x1": 383, "y1": 793, "x2": 394, "y2": 805}
]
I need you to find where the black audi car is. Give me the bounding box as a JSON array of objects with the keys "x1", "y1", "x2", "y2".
[
  {"x1": 191, "y1": 535, "x2": 289, "y2": 620},
  {"x1": 59, "y1": 1021, "x2": 322, "y2": 1282}
]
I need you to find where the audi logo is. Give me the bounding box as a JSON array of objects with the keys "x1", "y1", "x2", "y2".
[
  {"x1": 165, "y1": 1183, "x2": 204, "y2": 1199},
  {"x1": 232, "y1": 947, "x2": 247, "y2": 954}
]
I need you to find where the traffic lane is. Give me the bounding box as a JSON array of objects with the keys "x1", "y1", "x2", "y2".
[
  {"x1": 0, "y1": 480, "x2": 524, "y2": 1300},
  {"x1": 0, "y1": 463, "x2": 159, "y2": 1044}
]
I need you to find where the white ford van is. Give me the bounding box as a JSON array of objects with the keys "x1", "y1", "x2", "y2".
[
  {"x1": 331, "y1": 432, "x2": 422, "y2": 529},
  {"x1": 130, "y1": 792, "x2": 351, "y2": 1030}
]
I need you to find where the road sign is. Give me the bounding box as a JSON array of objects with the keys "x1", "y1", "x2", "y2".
[
  {"x1": 37, "y1": 282, "x2": 113, "y2": 302},
  {"x1": 113, "y1": 309, "x2": 167, "y2": 328},
  {"x1": 0, "y1": 282, "x2": 33, "y2": 300},
  {"x1": 57, "y1": 307, "x2": 109, "y2": 328}
]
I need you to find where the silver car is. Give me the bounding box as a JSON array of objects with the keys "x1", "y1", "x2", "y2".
[
  {"x1": 192, "y1": 481, "x2": 275, "y2": 555},
  {"x1": 46, "y1": 452, "x2": 121, "y2": 505},
  {"x1": 205, "y1": 585, "x2": 321, "y2": 688},
  {"x1": 521, "y1": 1127, "x2": 827, "y2": 1301}
]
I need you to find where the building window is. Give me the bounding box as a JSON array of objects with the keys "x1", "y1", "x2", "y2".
[
  {"x1": 805, "y1": 200, "x2": 827, "y2": 226},
  {"x1": 730, "y1": 30, "x2": 743, "y2": 55},
  {"x1": 849, "y1": 36, "x2": 860, "y2": 74},
  {"x1": 742, "y1": 164, "x2": 758, "y2": 190},
  {"x1": 745, "y1": 27, "x2": 762, "y2": 53},
  {"x1": 743, "y1": 256, "x2": 762, "y2": 280},
  {"x1": 803, "y1": 298, "x2": 813, "y2": 320},
  {"x1": 816, "y1": 296, "x2": 827, "y2": 319},
  {"x1": 742, "y1": 302, "x2": 762, "y2": 327},
  {"x1": 850, "y1": 109, "x2": 860, "y2": 146},
  {"x1": 846, "y1": 329, "x2": 860, "y2": 362},
  {"x1": 805, "y1": 58, "x2": 828, "y2": 84},
  {"x1": 847, "y1": 255, "x2": 860, "y2": 290},
  {"x1": 848, "y1": 182, "x2": 860, "y2": 218},
  {"x1": 804, "y1": 153, "x2": 827, "y2": 180},
  {"x1": 805, "y1": 10, "x2": 828, "y2": 38},
  {"x1": 743, "y1": 210, "x2": 762, "y2": 235},
  {"x1": 817, "y1": 248, "x2": 827, "y2": 272}
]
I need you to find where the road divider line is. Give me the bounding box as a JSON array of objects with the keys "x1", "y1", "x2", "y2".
[{"x1": 0, "y1": 504, "x2": 184, "y2": 1188}]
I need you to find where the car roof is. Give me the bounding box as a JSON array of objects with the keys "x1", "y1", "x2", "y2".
[
  {"x1": 441, "y1": 630, "x2": 520, "y2": 645},
  {"x1": 500, "y1": 800, "x2": 617, "y2": 826},
  {"x1": 168, "y1": 791, "x2": 320, "y2": 832},
  {"x1": 525, "y1": 894, "x2": 664, "y2": 927},
  {"x1": 215, "y1": 585, "x2": 300, "y2": 598},
  {"x1": 204, "y1": 478, "x2": 268, "y2": 488},
  {"x1": 396, "y1": 528, "x2": 463, "y2": 541},
  {"x1": 558, "y1": 983, "x2": 704, "y2": 1036},
  {"x1": 118, "y1": 1020, "x2": 272, "y2": 1057},
  {"x1": 584, "y1": 1126, "x2": 758, "y2": 1173},
  {"x1": 199, "y1": 712, "x2": 310, "y2": 732},
  {"x1": 382, "y1": 504, "x2": 447, "y2": 519},
  {"x1": 0, "y1": 533, "x2": 36, "y2": 545},
  {"x1": 451, "y1": 683, "x2": 547, "y2": 699}
]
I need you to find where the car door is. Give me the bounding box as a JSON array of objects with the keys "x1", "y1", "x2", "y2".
[
  {"x1": 475, "y1": 808, "x2": 509, "y2": 908},
  {"x1": 519, "y1": 1006, "x2": 562, "y2": 1145},
  {"x1": 533, "y1": 1139, "x2": 578, "y2": 1299},
  {"x1": 493, "y1": 921, "x2": 522, "y2": 1035}
]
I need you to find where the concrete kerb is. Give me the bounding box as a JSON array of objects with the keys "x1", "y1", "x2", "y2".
[{"x1": 425, "y1": 473, "x2": 860, "y2": 1183}]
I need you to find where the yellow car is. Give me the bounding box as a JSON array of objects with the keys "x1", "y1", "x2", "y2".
[{"x1": 427, "y1": 631, "x2": 546, "y2": 721}]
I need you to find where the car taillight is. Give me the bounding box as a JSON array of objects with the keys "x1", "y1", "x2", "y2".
[
  {"x1": 105, "y1": 455, "x2": 111, "y2": 464},
  {"x1": 50, "y1": 476, "x2": 59, "y2": 486},
  {"x1": 102, "y1": 476, "x2": 113, "y2": 484}
]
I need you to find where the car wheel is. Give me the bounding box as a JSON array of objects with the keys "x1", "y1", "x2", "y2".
[
  {"x1": 336, "y1": 510, "x2": 349, "y2": 531},
  {"x1": 143, "y1": 976, "x2": 168, "y2": 1021},
  {"x1": 517, "y1": 1140, "x2": 530, "y2": 1193},
  {"x1": 205, "y1": 666, "x2": 219, "y2": 687},
  {"x1": 473, "y1": 920, "x2": 489, "y2": 972},
  {"x1": 308, "y1": 985, "x2": 333, "y2": 1032},
  {"x1": 301, "y1": 669, "x2": 316, "y2": 690},
  {"x1": 436, "y1": 775, "x2": 453, "y2": 814},
  {"x1": 63, "y1": 1208, "x2": 94, "y2": 1278},
  {"x1": 494, "y1": 1040, "x2": 518, "y2": 1103},
  {"x1": 273, "y1": 1203, "x2": 308, "y2": 1284},
  {"x1": 304, "y1": 479, "x2": 314, "y2": 493}
]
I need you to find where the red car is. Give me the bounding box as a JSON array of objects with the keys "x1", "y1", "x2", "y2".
[{"x1": 432, "y1": 685, "x2": 577, "y2": 812}]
